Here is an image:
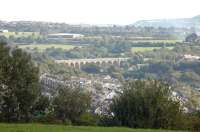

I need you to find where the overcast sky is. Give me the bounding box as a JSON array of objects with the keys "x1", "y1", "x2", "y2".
[{"x1": 1, "y1": 0, "x2": 200, "y2": 25}]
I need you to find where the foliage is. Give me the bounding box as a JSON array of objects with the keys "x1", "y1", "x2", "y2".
[
  {"x1": 32, "y1": 95, "x2": 50, "y2": 117},
  {"x1": 82, "y1": 64, "x2": 101, "y2": 73},
  {"x1": 53, "y1": 86, "x2": 91, "y2": 124},
  {"x1": 0, "y1": 43, "x2": 40, "y2": 122},
  {"x1": 185, "y1": 33, "x2": 198, "y2": 43},
  {"x1": 76, "y1": 112, "x2": 100, "y2": 126},
  {"x1": 110, "y1": 80, "x2": 184, "y2": 129}
]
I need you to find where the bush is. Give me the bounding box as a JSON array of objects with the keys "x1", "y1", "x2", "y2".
[
  {"x1": 110, "y1": 80, "x2": 185, "y2": 129},
  {"x1": 99, "y1": 115, "x2": 121, "y2": 127},
  {"x1": 75, "y1": 113, "x2": 100, "y2": 126},
  {"x1": 63, "y1": 119, "x2": 72, "y2": 126},
  {"x1": 53, "y1": 86, "x2": 91, "y2": 123},
  {"x1": 184, "y1": 112, "x2": 200, "y2": 131},
  {"x1": 32, "y1": 114, "x2": 63, "y2": 124}
]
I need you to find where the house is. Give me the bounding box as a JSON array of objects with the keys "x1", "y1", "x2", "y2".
[
  {"x1": 183, "y1": 54, "x2": 200, "y2": 60},
  {"x1": 0, "y1": 29, "x2": 8, "y2": 33},
  {"x1": 47, "y1": 33, "x2": 84, "y2": 39}
]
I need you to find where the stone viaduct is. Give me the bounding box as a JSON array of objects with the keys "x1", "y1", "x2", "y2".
[{"x1": 55, "y1": 58, "x2": 129, "y2": 68}]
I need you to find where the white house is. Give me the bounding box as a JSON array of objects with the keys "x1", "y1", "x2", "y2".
[
  {"x1": 47, "y1": 33, "x2": 84, "y2": 39},
  {"x1": 0, "y1": 29, "x2": 8, "y2": 33}
]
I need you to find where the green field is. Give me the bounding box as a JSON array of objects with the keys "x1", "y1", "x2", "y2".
[
  {"x1": 131, "y1": 46, "x2": 174, "y2": 52},
  {"x1": 0, "y1": 124, "x2": 185, "y2": 132},
  {"x1": 18, "y1": 44, "x2": 78, "y2": 51},
  {"x1": 0, "y1": 32, "x2": 41, "y2": 38},
  {"x1": 131, "y1": 40, "x2": 182, "y2": 44}
]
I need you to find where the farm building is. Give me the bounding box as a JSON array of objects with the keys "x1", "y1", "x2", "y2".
[
  {"x1": 0, "y1": 29, "x2": 8, "y2": 33},
  {"x1": 183, "y1": 54, "x2": 200, "y2": 60},
  {"x1": 47, "y1": 33, "x2": 84, "y2": 39}
]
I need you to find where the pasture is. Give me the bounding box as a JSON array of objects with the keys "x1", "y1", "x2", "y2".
[
  {"x1": 131, "y1": 40, "x2": 182, "y2": 44},
  {"x1": 131, "y1": 46, "x2": 174, "y2": 52},
  {"x1": 18, "y1": 44, "x2": 78, "y2": 51},
  {"x1": 0, "y1": 124, "x2": 185, "y2": 132},
  {"x1": 0, "y1": 32, "x2": 41, "y2": 38}
]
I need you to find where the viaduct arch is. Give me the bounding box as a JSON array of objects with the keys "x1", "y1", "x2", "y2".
[{"x1": 55, "y1": 58, "x2": 129, "y2": 68}]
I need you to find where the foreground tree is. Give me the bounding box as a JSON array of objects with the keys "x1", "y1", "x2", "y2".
[
  {"x1": 0, "y1": 43, "x2": 40, "y2": 122},
  {"x1": 53, "y1": 86, "x2": 91, "y2": 124},
  {"x1": 110, "y1": 80, "x2": 184, "y2": 129}
]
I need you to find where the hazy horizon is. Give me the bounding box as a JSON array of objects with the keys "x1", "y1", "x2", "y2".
[{"x1": 1, "y1": 0, "x2": 200, "y2": 25}]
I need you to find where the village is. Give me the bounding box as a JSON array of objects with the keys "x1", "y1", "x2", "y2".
[
  {"x1": 40, "y1": 73, "x2": 122, "y2": 114},
  {"x1": 40, "y1": 72, "x2": 191, "y2": 114}
]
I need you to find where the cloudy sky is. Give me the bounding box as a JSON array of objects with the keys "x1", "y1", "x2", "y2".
[{"x1": 1, "y1": 0, "x2": 200, "y2": 25}]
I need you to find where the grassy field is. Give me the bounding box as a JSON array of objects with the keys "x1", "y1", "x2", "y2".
[
  {"x1": 0, "y1": 32, "x2": 41, "y2": 38},
  {"x1": 131, "y1": 40, "x2": 182, "y2": 44},
  {"x1": 0, "y1": 124, "x2": 185, "y2": 132},
  {"x1": 18, "y1": 44, "x2": 78, "y2": 51},
  {"x1": 131, "y1": 46, "x2": 174, "y2": 52}
]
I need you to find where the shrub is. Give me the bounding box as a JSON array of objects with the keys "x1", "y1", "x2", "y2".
[
  {"x1": 110, "y1": 80, "x2": 185, "y2": 129},
  {"x1": 32, "y1": 114, "x2": 63, "y2": 124},
  {"x1": 76, "y1": 112, "x2": 100, "y2": 126}
]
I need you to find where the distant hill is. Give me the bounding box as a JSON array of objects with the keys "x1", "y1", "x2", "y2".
[{"x1": 134, "y1": 15, "x2": 200, "y2": 28}]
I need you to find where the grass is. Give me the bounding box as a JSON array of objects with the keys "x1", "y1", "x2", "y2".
[
  {"x1": 131, "y1": 46, "x2": 174, "y2": 53},
  {"x1": 0, "y1": 32, "x2": 41, "y2": 38},
  {"x1": 131, "y1": 40, "x2": 182, "y2": 44},
  {"x1": 18, "y1": 44, "x2": 78, "y2": 51},
  {"x1": 18, "y1": 44, "x2": 173, "y2": 53},
  {"x1": 0, "y1": 124, "x2": 185, "y2": 132}
]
